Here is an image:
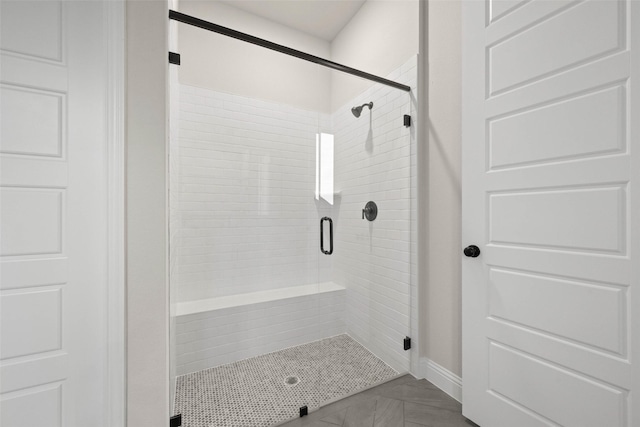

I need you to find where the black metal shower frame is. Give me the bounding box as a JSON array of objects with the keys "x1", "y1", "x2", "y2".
[{"x1": 168, "y1": 10, "x2": 412, "y2": 92}]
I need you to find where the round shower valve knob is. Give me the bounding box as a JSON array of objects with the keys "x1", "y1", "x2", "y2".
[{"x1": 362, "y1": 201, "x2": 378, "y2": 221}]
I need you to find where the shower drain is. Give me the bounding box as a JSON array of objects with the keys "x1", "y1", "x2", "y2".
[{"x1": 284, "y1": 376, "x2": 300, "y2": 387}]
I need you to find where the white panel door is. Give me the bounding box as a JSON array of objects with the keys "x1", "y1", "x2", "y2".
[
  {"x1": 0, "y1": 2, "x2": 109, "y2": 426},
  {"x1": 462, "y1": 1, "x2": 640, "y2": 426}
]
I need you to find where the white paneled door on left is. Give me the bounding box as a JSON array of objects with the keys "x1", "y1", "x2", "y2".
[
  {"x1": 462, "y1": 1, "x2": 640, "y2": 426},
  {"x1": 1, "y1": 2, "x2": 110, "y2": 426}
]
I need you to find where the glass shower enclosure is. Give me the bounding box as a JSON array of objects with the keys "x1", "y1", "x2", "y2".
[{"x1": 169, "y1": 9, "x2": 416, "y2": 427}]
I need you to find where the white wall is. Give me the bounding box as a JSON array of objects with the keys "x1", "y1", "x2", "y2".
[
  {"x1": 330, "y1": 0, "x2": 419, "y2": 111},
  {"x1": 420, "y1": 0, "x2": 463, "y2": 379},
  {"x1": 177, "y1": 1, "x2": 332, "y2": 112},
  {"x1": 126, "y1": 1, "x2": 169, "y2": 425},
  {"x1": 174, "y1": 85, "x2": 331, "y2": 302},
  {"x1": 176, "y1": 0, "x2": 419, "y2": 115}
]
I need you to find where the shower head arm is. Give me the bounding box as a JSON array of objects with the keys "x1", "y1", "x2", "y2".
[{"x1": 351, "y1": 102, "x2": 374, "y2": 118}]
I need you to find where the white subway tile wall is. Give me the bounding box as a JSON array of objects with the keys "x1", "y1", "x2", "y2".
[
  {"x1": 172, "y1": 56, "x2": 417, "y2": 376},
  {"x1": 175, "y1": 86, "x2": 332, "y2": 302}
]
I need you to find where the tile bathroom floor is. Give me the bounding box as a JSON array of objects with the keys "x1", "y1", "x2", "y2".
[
  {"x1": 174, "y1": 335, "x2": 399, "y2": 427},
  {"x1": 277, "y1": 375, "x2": 478, "y2": 427}
]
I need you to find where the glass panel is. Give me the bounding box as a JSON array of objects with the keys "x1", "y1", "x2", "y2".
[{"x1": 326, "y1": 64, "x2": 415, "y2": 375}]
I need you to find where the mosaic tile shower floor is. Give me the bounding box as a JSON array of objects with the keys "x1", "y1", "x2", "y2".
[{"x1": 174, "y1": 334, "x2": 399, "y2": 427}]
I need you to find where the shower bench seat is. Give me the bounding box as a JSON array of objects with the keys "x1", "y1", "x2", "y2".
[
  {"x1": 176, "y1": 282, "x2": 345, "y2": 316},
  {"x1": 174, "y1": 282, "x2": 346, "y2": 376}
]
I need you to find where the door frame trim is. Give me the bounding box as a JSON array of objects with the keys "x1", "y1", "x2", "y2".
[{"x1": 106, "y1": 1, "x2": 126, "y2": 425}]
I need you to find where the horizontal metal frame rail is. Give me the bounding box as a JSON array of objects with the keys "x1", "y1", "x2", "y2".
[{"x1": 169, "y1": 10, "x2": 411, "y2": 92}]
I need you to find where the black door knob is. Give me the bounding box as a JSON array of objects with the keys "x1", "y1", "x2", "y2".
[{"x1": 464, "y1": 245, "x2": 480, "y2": 258}]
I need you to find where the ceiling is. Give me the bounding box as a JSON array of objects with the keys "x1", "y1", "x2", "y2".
[{"x1": 219, "y1": 0, "x2": 367, "y2": 41}]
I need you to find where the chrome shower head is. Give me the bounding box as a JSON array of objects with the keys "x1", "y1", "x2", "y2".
[{"x1": 351, "y1": 102, "x2": 373, "y2": 118}]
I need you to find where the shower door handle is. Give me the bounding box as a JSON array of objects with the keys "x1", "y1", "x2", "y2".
[{"x1": 320, "y1": 217, "x2": 333, "y2": 255}]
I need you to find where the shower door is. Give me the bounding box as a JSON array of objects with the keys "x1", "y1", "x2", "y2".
[{"x1": 169, "y1": 24, "x2": 336, "y2": 424}]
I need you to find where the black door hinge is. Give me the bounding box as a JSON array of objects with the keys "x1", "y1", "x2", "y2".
[
  {"x1": 170, "y1": 414, "x2": 182, "y2": 427},
  {"x1": 404, "y1": 336, "x2": 411, "y2": 351},
  {"x1": 403, "y1": 114, "x2": 411, "y2": 128},
  {"x1": 169, "y1": 52, "x2": 181, "y2": 65},
  {"x1": 299, "y1": 406, "x2": 308, "y2": 417}
]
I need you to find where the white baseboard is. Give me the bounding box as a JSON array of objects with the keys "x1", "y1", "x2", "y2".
[{"x1": 418, "y1": 357, "x2": 462, "y2": 403}]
